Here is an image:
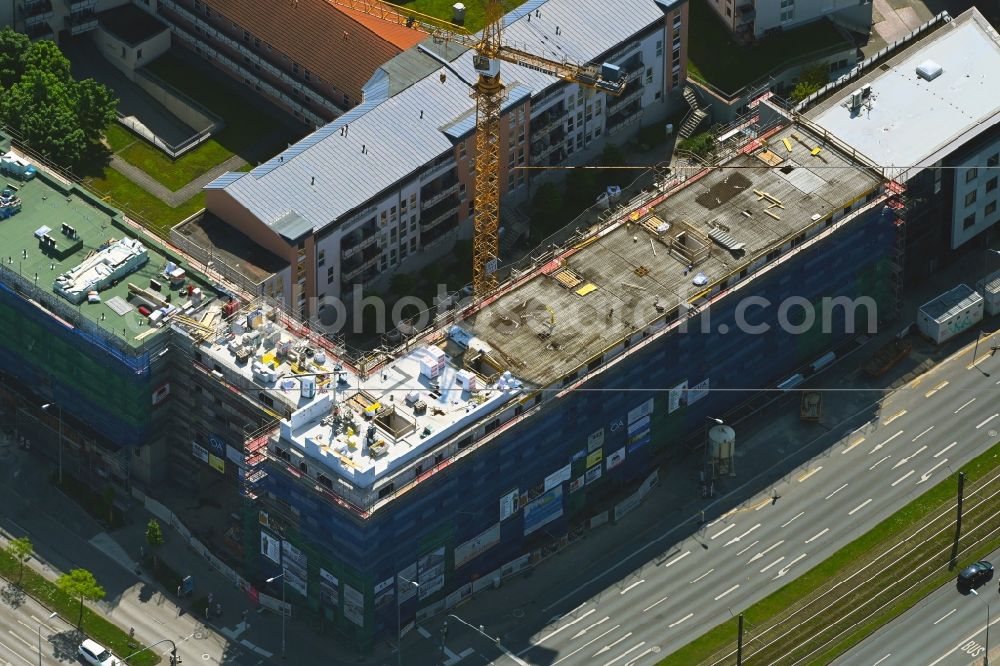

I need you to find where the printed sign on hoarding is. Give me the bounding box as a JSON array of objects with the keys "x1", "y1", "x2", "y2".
[
  {"x1": 260, "y1": 531, "x2": 280, "y2": 564},
  {"x1": 523, "y1": 486, "x2": 564, "y2": 536},
  {"x1": 628, "y1": 415, "x2": 651, "y2": 437},
  {"x1": 191, "y1": 442, "x2": 209, "y2": 463},
  {"x1": 585, "y1": 464, "x2": 603, "y2": 485},
  {"x1": 569, "y1": 476, "x2": 585, "y2": 493},
  {"x1": 343, "y1": 584, "x2": 364, "y2": 627},
  {"x1": 418, "y1": 547, "x2": 446, "y2": 599},
  {"x1": 208, "y1": 454, "x2": 225, "y2": 474},
  {"x1": 688, "y1": 378, "x2": 710, "y2": 405},
  {"x1": 628, "y1": 398, "x2": 654, "y2": 424},
  {"x1": 606, "y1": 446, "x2": 626, "y2": 471},
  {"x1": 500, "y1": 488, "x2": 520, "y2": 521},
  {"x1": 319, "y1": 568, "x2": 339, "y2": 608},
  {"x1": 544, "y1": 464, "x2": 572, "y2": 491},
  {"x1": 397, "y1": 563, "x2": 418, "y2": 603},
  {"x1": 586, "y1": 449, "x2": 603, "y2": 468},
  {"x1": 455, "y1": 524, "x2": 501, "y2": 568},
  {"x1": 668, "y1": 380, "x2": 689, "y2": 413},
  {"x1": 587, "y1": 428, "x2": 605, "y2": 452}
]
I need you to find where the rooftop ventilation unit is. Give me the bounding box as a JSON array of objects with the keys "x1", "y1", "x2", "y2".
[{"x1": 916, "y1": 60, "x2": 943, "y2": 81}]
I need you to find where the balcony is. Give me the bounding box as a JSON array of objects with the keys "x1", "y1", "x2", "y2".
[
  {"x1": 66, "y1": 9, "x2": 98, "y2": 34},
  {"x1": 421, "y1": 199, "x2": 460, "y2": 231},
  {"x1": 608, "y1": 81, "x2": 644, "y2": 114},
  {"x1": 421, "y1": 212, "x2": 460, "y2": 246},
  {"x1": 421, "y1": 179, "x2": 460, "y2": 210},
  {"x1": 531, "y1": 107, "x2": 566, "y2": 137},
  {"x1": 419, "y1": 158, "x2": 456, "y2": 184},
  {"x1": 25, "y1": 22, "x2": 53, "y2": 39},
  {"x1": 736, "y1": 3, "x2": 756, "y2": 26},
  {"x1": 340, "y1": 223, "x2": 378, "y2": 258}
]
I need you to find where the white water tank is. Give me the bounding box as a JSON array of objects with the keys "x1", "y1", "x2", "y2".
[
  {"x1": 708, "y1": 424, "x2": 736, "y2": 460},
  {"x1": 300, "y1": 375, "x2": 317, "y2": 399}
]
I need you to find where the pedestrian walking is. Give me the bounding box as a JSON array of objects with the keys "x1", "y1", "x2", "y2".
[
  {"x1": 215, "y1": 602, "x2": 222, "y2": 618},
  {"x1": 204, "y1": 605, "x2": 209, "y2": 619},
  {"x1": 207, "y1": 592, "x2": 214, "y2": 605},
  {"x1": 241, "y1": 609, "x2": 248, "y2": 624},
  {"x1": 176, "y1": 585, "x2": 182, "y2": 597}
]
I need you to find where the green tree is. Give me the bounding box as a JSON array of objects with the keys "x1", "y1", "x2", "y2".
[
  {"x1": 9, "y1": 536, "x2": 32, "y2": 584},
  {"x1": 22, "y1": 39, "x2": 72, "y2": 83},
  {"x1": 56, "y1": 568, "x2": 105, "y2": 627},
  {"x1": 677, "y1": 131, "x2": 715, "y2": 159},
  {"x1": 145, "y1": 518, "x2": 164, "y2": 570},
  {"x1": 790, "y1": 64, "x2": 830, "y2": 103},
  {"x1": 0, "y1": 28, "x2": 29, "y2": 89},
  {"x1": 76, "y1": 78, "x2": 118, "y2": 143}
]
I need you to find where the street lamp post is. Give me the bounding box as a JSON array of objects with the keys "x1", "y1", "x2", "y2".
[
  {"x1": 123, "y1": 638, "x2": 181, "y2": 665},
  {"x1": 445, "y1": 614, "x2": 530, "y2": 666},
  {"x1": 41, "y1": 403, "x2": 62, "y2": 484},
  {"x1": 703, "y1": 417, "x2": 724, "y2": 493},
  {"x1": 266, "y1": 573, "x2": 286, "y2": 659},
  {"x1": 972, "y1": 588, "x2": 990, "y2": 666},
  {"x1": 396, "y1": 576, "x2": 419, "y2": 666},
  {"x1": 36, "y1": 611, "x2": 56, "y2": 666}
]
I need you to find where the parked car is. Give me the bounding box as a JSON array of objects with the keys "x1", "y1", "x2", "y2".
[
  {"x1": 958, "y1": 560, "x2": 994, "y2": 591},
  {"x1": 78, "y1": 638, "x2": 120, "y2": 666}
]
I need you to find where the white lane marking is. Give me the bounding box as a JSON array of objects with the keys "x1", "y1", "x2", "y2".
[
  {"x1": 892, "y1": 445, "x2": 927, "y2": 470},
  {"x1": 620, "y1": 580, "x2": 645, "y2": 595},
  {"x1": 748, "y1": 540, "x2": 785, "y2": 564},
  {"x1": 602, "y1": 642, "x2": 646, "y2": 666},
  {"x1": 760, "y1": 556, "x2": 785, "y2": 573},
  {"x1": 842, "y1": 437, "x2": 866, "y2": 455},
  {"x1": 870, "y1": 430, "x2": 904, "y2": 454},
  {"x1": 663, "y1": 551, "x2": 690, "y2": 568},
  {"x1": 933, "y1": 608, "x2": 957, "y2": 625},
  {"x1": 927, "y1": 613, "x2": 1000, "y2": 666},
  {"x1": 572, "y1": 617, "x2": 610, "y2": 639},
  {"x1": 891, "y1": 471, "x2": 914, "y2": 487},
  {"x1": 552, "y1": 626, "x2": 621, "y2": 665},
  {"x1": 668, "y1": 613, "x2": 693, "y2": 628},
  {"x1": 935, "y1": 442, "x2": 957, "y2": 458},
  {"x1": 736, "y1": 540, "x2": 760, "y2": 556},
  {"x1": 925, "y1": 380, "x2": 949, "y2": 397},
  {"x1": 781, "y1": 512, "x2": 805, "y2": 528},
  {"x1": 690, "y1": 569, "x2": 715, "y2": 584},
  {"x1": 593, "y1": 633, "x2": 632, "y2": 657},
  {"x1": 918, "y1": 459, "x2": 949, "y2": 485},
  {"x1": 417, "y1": 626, "x2": 432, "y2": 639},
  {"x1": 775, "y1": 553, "x2": 808, "y2": 578},
  {"x1": 872, "y1": 654, "x2": 892, "y2": 666},
  {"x1": 884, "y1": 409, "x2": 907, "y2": 425},
  {"x1": 643, "y1": 596, "x2": 670, "y2": 613},
  {"x1": 912, "y1": 426, "x2": 934, "y2": 441},
  {"x1": 976, "y1": 413, "x2": 999, "y2": 429},
  {"x1": 799, "y1": 466, "x2": 822, "y2": 482},
  {"x1": 714, "y1": 584, "x2": 740, "y2": 601},
  {"x1": 533, "y1": 608, "x2": 597, "y2": 644},
  {"x1": 848, "y1": 499, "x2": 873, "y2": 515},
  {"x1": 4, "y1": 633, "x2": 31, "y2": 650},
  {"x1": 805, "y1": 528, "x2": 829, "y2": 544},
  {"x1": 0, "y1": 638, "x2": 33, "y2": 665},
  {"x1": 826, "y1": 483, "x2": 848, "y2": 500},
  {"x1": 725, "y1": 524, "x2": 761, "y2": 546},
  {"x1": 624, "y1": 647, "x2": 657, "y2": 666},
  {"x1": 710, "y1": 524, "x2": 736, "y2": 540},
  {"x1": 955, "y1": 398, "x2": 977, "y2": 414},
  {"x1": 869, "y1": 455, "x2": 890, "y2": 471}
]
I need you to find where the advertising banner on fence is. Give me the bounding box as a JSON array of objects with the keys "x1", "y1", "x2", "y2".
[
  {"x1": 343, "y1": 584, "x2": 364, "y2": 627},
  {"x1": 523, "y1": 486, "x2": 564, "y2": 536},
  {"x1": 628, "y1": 397, "x2": 654, "y2": 424},
  {"x1": 588, "y1": 428, "x2": 605, "y2": 452},
  {"x1": 606, "y1": 446, "x2": 626, "y2": 471},
  {"x1": 191, "y1": 442, "x2": 209, "y2": 463},
  {"x1": 569, "y1": 476, "x2": 585, "y2": 493},
  {"x1": 418, "y1": 547, "x2": 446, "y2": 599},
  {"x1": 260, "y1": 531, "x2": 280, "y2": 564},
  {"x1": 668, "y1": 380, "x2": 688, "y2": 413},
  {"x1": 398, "y1": 563, "x2": 418, "y2": 603},
  {"x1": 319, "y1": 568, "x2": 339, "y2": 608},
  {"x1": 544, "y1": 464, "x2": 572, "y2": 491},
  {"x1": 500, "y1": 488, "x2": 520, "y2": 521},
  {"x1": 688, "y1": 378, "x2": 710, "y2": 404},
  {"x1": 282, "y1": 540, "x2": 308, "y2": 596},
  {"x1": 585, "y1": 463, "x2": 603, "y2": 485},
  {"x1": 374, "y1": 576, "x2": 394, "y2": 609},
  {"x1": 455, "y1": 523, "x2": 501, "y2": 568},
  {"x1": 208, "y1": 454, "x2": 225, "y2": 474},
  {"x1": 586, "y1": 449, "x2": 603, "y2": 468}
]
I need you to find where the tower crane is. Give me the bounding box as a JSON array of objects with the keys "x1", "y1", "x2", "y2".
[{"x1": 328, "y1": 0, "x2": 627, "y2": 297}]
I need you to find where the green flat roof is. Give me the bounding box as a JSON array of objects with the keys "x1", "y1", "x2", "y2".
[{"x1": 0, "y1": 173, "x2": 207, "y2": 348}]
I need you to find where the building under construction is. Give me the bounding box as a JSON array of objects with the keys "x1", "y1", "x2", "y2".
[{"x1": 203, "y1": 103, "x2": 904, "y2": 649}]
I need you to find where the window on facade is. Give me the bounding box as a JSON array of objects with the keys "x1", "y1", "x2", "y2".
[
  {"x1": 726, "y1": 7, "x2": 731, "y2": 15},
  {"x1": 671, "y1": 73, "x2": 680, "y2": 87},
  {"x1": 327, "y1": 266, "x2": 335, "y2": 283},
  {"x1": 409, "y1": 238, "x2": 417, "y2": 251},
  {"x1": 965, "y1": 190, "x2": 978, "y2": 206},
  {"x1": 646, "y1": 67, "x2": 653, "y2": 83},
  {"x1": 318, "y1": 250, "x2": 325, "y2": 267},
  {"x1": 781, "y1": 9, "x2": 794, "y2": 20},
  {"x1": 987, "y1": 201, "x2": 997, "y2": 217},
  {"x1": 656, "y1": 40, "x2": 663, "y2": 56},
  {"x1": 987, "y1": 154, "x2": 999, "y2": 168},
  {"x1": 305, "y1": 69, "x2": 311, "y2": 82},
  {"x1": 673, "y1": 47, "x2": 681, "y2": 64},
  {"x1": 243, "y1": 29, "x2": 250, "y2": 42},
  {"x1": 987, "y1": 177, "x2": 998, "y2": 192},
  {"x1": 963, "y1": 213, "x2": 976, "y2": 229},
  {"x1": 967, "y1": 168, "x2": 978, "y2": 183},
  {"x1": 458, "y1": 142, "x2": 466, "y2": 159},
  {"x1": 254, "y1": 37, "x2": 261, "y2": 49},
  {"x1": 137, "y1": 49, "x2": 143, "y2": 59}
]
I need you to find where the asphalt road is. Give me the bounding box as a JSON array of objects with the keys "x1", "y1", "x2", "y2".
[
  {"x1": 0, "y1": 588, "x2": 78, "y2": 666},
  {"x1": 833, "y1": 545, "x2": 1000, "y2": 666},
  {"x1": 403, "y1": 337, "x2": 1000, "y2": 666}
]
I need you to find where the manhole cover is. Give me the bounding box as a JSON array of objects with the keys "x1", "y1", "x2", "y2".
[
  {"x1": 652, "y1": 646, "x2": 661, "y2": 653},
  {"x1": 193, "y1": 631, "x2": 206, "y2": 640},
  {"x1": 989, "y1": 429, "x2": 998, "y2": 438},
  {"x1": 201, "y1": 653, "x2": 211, "y2": 660},
  {"x1": 512, "y1": 608, "x2": 525, "y2": 618}
]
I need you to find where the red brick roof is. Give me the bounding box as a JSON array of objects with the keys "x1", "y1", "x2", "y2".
[{"x1": 205, "y1": 0, "x2": 425, "y2": 106}]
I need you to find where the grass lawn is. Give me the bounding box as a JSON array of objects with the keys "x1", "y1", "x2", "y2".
[
  {"x1": 659, "y1": 437, "x2": 1000, "y2": 665},
  {"x1": 687, "y1": 0, "x2": 852, "y2": 95},
  {"x1": 392, "y1": 0, "x2": 528, "y2": 33},
  {"x1": 105, "y1": 50, "x2": 305, "y2": 192},
  {"x1": 83, "y1": 166, "x2": 206, "y2": 237},
  {"x1": 0, "y1": 547, "x2": 158, "y2": 665}
]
